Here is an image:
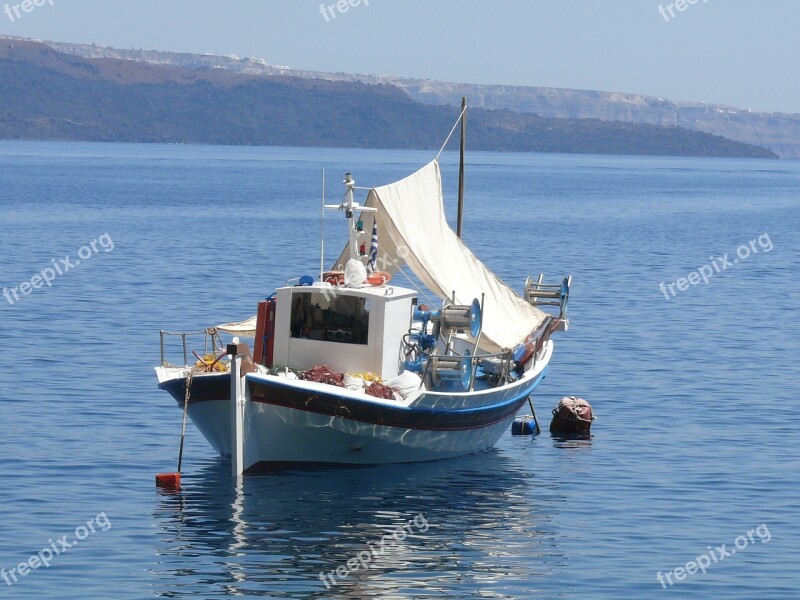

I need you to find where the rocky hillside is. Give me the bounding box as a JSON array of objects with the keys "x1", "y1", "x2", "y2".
[
  {"x1": 35, "y1": 36, "x2": 800, "y2": 159},
  {"x1": 0, "y1": 37, "x2": 777, "y2": 159}
]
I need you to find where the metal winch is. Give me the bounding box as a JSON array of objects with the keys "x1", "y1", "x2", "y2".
[{"x1": 403, "y1": 298, "x2": 483, "y2": 391}]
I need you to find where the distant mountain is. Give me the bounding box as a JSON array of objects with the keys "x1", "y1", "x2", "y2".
[
  {"x1": 34, "y1": 37, "x2": 799, "y2": 159},
  {"x1": 399, "y1": 82, "x2": 800, "y2": 160},
  {"x1": 0, "y1": 36, "x2": 777, "y2": 159}
]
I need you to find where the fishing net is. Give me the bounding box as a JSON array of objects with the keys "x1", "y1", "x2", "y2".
[
  {"x1": 299, "y1": 365, "x2": 345, "y2": 387},
  {"x1": 365, "y1": 381, "x2": 395, "y2": 400}
]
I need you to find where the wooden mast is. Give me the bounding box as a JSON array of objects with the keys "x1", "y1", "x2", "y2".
[{"x1": 456, "y1": 97, "x2": 467, "y2": 239}]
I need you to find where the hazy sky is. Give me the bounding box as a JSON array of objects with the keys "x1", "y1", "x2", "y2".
[{"x1": 1, "y1": 0, "x2": 797, "y2": 113}]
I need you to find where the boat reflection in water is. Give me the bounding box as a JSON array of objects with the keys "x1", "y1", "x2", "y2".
[{"x1": 152, "y1": 450, "x2": 571, "y2": 598}]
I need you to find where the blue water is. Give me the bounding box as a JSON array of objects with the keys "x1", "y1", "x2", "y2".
[{"x1": 0, "y1": 141, "x2": 798, "y2": 599}]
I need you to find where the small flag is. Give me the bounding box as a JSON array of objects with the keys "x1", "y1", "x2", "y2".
[{"x1": 367, "y1": 221, "x2": 378, "y2": 274}]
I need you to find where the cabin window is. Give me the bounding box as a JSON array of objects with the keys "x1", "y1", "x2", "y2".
[{"x1": 290, "y1": 291, "x2": 370, "y2": 345}]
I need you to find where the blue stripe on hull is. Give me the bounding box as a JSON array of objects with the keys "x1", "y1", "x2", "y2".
[{"x1": 161, "y1": 369, "x2": 546, "y2": 432}]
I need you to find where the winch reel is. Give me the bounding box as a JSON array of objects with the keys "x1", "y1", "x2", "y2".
[
  {"x1": 403, "y1": 297, "x2": 483, "y2": 391},
  {"x1": 524, "y1": 275, "x2": 571, "y2": 318},
  {"x1": 427, "y1": 350, "x2": 473, "y2": 391}
]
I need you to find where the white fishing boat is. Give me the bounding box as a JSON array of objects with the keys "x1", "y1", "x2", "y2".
[{"x1": 155, "y1": 105, "x2": 571, "y2": 473}]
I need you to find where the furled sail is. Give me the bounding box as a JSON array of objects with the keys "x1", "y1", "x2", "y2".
[
  {"x1": 334, "y1": 159, "x2": 546, "y2": 352},
  {"x1": 217, "y1": 316, "x2": 257, "y2": 338}
]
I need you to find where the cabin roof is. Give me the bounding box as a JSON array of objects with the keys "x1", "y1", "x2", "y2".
[{"x1": 278, "y1": 283, "x2": 417, "y2": 300}]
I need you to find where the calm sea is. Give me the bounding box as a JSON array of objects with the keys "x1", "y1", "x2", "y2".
[{"x1": 0, "y1": 141, "x2": 798, "y2": 599}]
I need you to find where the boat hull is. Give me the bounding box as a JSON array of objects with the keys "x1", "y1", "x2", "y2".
[{"x1": 157, "y1": 342, "x2": 552, "y2": 468}]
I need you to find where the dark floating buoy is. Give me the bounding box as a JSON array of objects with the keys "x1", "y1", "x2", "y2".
[
  {"x1": 550, "y1": 396, "x2": 595, "y2": 434},
  {"x1": 512, "y1": 415, "x2": 538, "y2": 435}
]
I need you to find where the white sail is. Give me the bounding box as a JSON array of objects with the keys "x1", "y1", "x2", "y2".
[
  {"x1": 217, "y1": 316, "x2": 257, "y2": 338},
  {"x1": 335, "y1": 159, "x2": 546, "y2": 352}
]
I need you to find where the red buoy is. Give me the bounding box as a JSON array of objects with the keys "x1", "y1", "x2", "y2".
[
  {"x1": 550, "y1": 396, "x2": 595, "y2": 434},
  {"x1": 155, "y1": 472, "x2": 181, "y2": 490}
]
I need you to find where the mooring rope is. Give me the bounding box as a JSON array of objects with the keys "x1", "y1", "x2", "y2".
[{"x1": 177, "y1": 370, "x2": 194, "y2": 473}]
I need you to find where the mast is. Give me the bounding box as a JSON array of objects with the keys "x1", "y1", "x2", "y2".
[
  {"x1": 323, "y1": 172, "x2": 376, "y2": 268},
  {"x1": 456, "y1": 97, "x2": 467, "y2": 239},
  {"x1": 343, "y1": 172, "x2": 358, "y2": 258}
]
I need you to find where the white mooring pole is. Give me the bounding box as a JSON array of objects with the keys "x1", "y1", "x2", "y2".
[{"x1": 228, "y1": 342, "x2": 245, "y2": 477}]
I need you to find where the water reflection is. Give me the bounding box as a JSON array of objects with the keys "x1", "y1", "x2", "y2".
[
  {"x1": 152, "y1": 451, "x2": 567, "y2": 598},
  {"x1": 550, "y1": 432, "x2": 593, "y2": 450}
]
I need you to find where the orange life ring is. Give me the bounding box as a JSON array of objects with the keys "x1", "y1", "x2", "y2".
[{"x1": 366, "y1": 271, "x2": 392, "y2": 286}]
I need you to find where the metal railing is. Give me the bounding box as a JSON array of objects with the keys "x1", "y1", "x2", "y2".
[
  {"x1": 411, "y1": 346, "x2": 515, "y2": 392},
  {"x1": 159, "y1": 328, "x2": 223, "y2": 367}
]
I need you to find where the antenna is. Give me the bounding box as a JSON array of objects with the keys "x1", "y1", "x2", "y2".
[{"x1": 320, "y1": 169, "x2": 325, "y2": 281}]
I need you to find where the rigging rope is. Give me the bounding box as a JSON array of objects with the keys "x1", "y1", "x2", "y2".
[{"x1": 435, "y1": 105, "x2": 467, "y2": 161}]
